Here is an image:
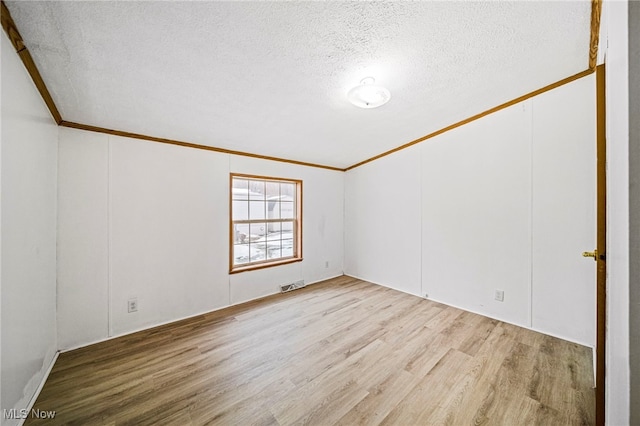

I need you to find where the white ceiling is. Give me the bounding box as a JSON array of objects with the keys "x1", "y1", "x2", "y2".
[{"x1": 6, "y1": 1, "x2": 592, "y2": 169}]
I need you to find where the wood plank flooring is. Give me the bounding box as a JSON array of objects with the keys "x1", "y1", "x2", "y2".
[{"x1": 25, "y1": 276, "x2": 594, "y2": 425}]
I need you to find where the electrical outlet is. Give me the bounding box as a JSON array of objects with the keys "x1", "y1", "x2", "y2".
[
  {"x1": 325, "y1": 261, "x2": 329, "y2": 268},
  {"x1": 494, "y1": 290, "x2": 504, "y2": 302},
  {"x1": 128, "y1": 298, "x2": 138, "y2": 313}
]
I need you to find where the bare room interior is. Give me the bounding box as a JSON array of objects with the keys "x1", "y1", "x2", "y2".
[{"x1": 1, "y1": 0, "x2": 637, "y2": 425}]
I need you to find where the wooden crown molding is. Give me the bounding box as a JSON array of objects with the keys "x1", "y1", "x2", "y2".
[
  {"x1": 0, "y1": 0, "x2": 342, "y2": 172},
  {"x1": 345, "y1": 68, "x2": 595, "y2": 171},
  {"x1": 2, "y1": 0, "x2": 602, "y2": 173},
  {"x1": 0, "y1": 2, "x2": 341, "y2": 171},
  {"x1": 1, "y1": 1, "x2": 23, "y2": 51},
  {"x1": 346, "y1": 0, "x2": 603, "y2": 171},
  {"x1": 1, "y1": 1, "x2": 62, "y2": 124},
  {"x1": 59, "y1": 121, "x2": 344, "y2": 172}
]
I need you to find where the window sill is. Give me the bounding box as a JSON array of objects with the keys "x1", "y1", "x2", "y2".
[{"x1": 229, "y1": 257, "x2": 303, "y2": 274}]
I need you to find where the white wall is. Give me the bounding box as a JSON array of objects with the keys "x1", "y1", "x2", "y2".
[
  {"x1": 421, "y1": 102, "x2": 532, "y2": 327},
  {"x1": 1, "y1": 33, "x2": 58, "y2": 423},
  {"x1": 108, "y1": 137, "x2": 230, "y2": 337},
  {"x1": 344, "y1": 145, "x2": 422, "y2": 295},
  {"x1": 345, "y1": 75, "x2": 597, "y2": 346},
  {"x1": 57, "y1": 129, "x2": 344, "y2": 349},
  {"x1": 603, "y1": 0, "x2": 631, "y2": 424},
  {"x1": 57, "y1": 129, "x2": 109, "y2": 348},
  {"x1": 629, "y1": 1, "x2": 640, "y2": 421},
  {"x1": 531, "y1": 76, "x2": 596, "y2": 345}
]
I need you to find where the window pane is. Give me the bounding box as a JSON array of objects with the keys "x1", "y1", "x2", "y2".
[
  {"x1": 250, "y1": 242, "x2": 266, "y2": 262},
  {"x1": 249, "y1": 180, "x2": 265, "y2": 199},
  {"x1": 267, "y1": 222, "x2": 281, "y2": 239},
  {"x1": 281, "y1": 201, "x2": 294, "y2": 219},
  {"x1": 282, "y1": 239, "x2": 294, "y2": 257},
  {"x1": 233, "y1": 223, "x2": 250, "y2": 244},
  {"x1": 266, "y1": 181, "x2": 280, "y2": 198},
  {"x1": 232, "y1": 178, "x2": 249, "y2": 200},
  {"x1": 234, "y1": 243, "x2": 251, "y2": 264},
  {"x1": 268, "y1": 199, "x2": 281, "y2": 219},
  {"x1": 249, "y1": 222, "x2": 266, "y2": 239},
  {"x1": 280, "y1": 182, "x2": 295, "y2": 198},
  {"x1": 281, "y1": 221, "x2": 294, "y2": 232},
  {"x1": 251, "y1": 226, "x2": 268, "y2": 262},
  {"x1": 268, "y1": 240, "x2": 282, "y2": 259},
  {"x1": 249, "y1": 201, "x2": 266, "y2": 220},
  {"x1": 232, "y1": 200, "x2": 248, "y2": 221}
]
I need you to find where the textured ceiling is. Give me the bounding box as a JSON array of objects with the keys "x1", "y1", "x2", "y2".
[{"x1": 6, "y1": 1, "x2": 592, "y2": 169}]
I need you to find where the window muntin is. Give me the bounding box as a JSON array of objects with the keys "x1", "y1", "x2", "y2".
[{"x1": 230, "y1": 174, "x2": 302, "y2": 273}]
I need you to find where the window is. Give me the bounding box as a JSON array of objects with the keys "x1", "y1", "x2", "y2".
[{"x1": 230, "y1": 174, "x2": 302, "y2": 273}]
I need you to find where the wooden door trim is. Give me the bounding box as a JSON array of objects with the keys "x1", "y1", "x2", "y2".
[
  {"x1": 589, "y1": 0, "x2": 602, "y2": 71},
  {"x1": 595, "y1": 63, "x2": 606, "y2": 426}
]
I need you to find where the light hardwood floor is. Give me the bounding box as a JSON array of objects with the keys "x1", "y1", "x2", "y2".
[{"x1": 25, "y1": 276, "x2": 594, "y2": 425}]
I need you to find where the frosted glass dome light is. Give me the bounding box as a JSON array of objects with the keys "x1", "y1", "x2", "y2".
[{"x1": 347, "y1": 77, "x2": 391, "y2": 109}]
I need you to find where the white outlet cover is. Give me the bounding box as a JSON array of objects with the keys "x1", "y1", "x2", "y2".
[{"x1": 128, "y1": 298, "x2": 138, "y2": 313}]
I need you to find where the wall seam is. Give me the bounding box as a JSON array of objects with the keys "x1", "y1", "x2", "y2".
[
  {"x1": 55, "y1": 126, "x2": 59, "y2": 350},
  {"x1": 55, "y1": 127, "x2": 61, "y2": 348},
  {"x1": 342, "y1": 170, "x2": 347, "y2": 277},
  {"x1": 529, "y1": 99, "x2": 535, "y2": 329},
  {"x1": 419, "y1": 145, "x2": 424, "y2": 298},
  {"x1": 107, "y1": 136, "x2": 112, "y2": 337},
  {"x1": 627, "y1": 1, "x2": 639, "y2": 422}
]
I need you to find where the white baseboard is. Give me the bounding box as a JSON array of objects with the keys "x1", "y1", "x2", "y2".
[
  {"x1": 343, "y1": 273, "x2": 594, "y2": 349},
  {"x1": 62, "y1": 273, "x2": 346, "y2": 354},
  {"x1": 11, "y1": 351, "x2": 60, "y2": 426},
  {"x1": 343, "y1": 272, "x2": 420, "y2": 298}
]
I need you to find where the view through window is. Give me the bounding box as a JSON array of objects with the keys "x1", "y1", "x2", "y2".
[{"x1": 230, "y1": 174, "x2": 302, "y2": 272}]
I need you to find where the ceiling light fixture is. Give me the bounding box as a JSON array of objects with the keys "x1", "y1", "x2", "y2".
[{"x1": 347, "y1": 77, "x2": 391, "y2": 109}]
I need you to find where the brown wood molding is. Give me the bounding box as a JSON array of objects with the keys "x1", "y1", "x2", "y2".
[
  {"x1": 589, "y1": 0, "x2": 603, "y2": 71},
  {"x1": 229, "y1": 257, "x2": 303, "y2": 275},
  {"x1": 2, "y1": 1, "x2": 339, "y2": 171},
  {"x1": 17, "y1": 50, "x2": 63, "y2": 125},
  {"x1": 595, "y1": 63, "x2": 606, "y2": 426},
  {"x1": 1, "y1": 1, "x2": 62, "y2": 124},
  {"x1": 3, "y1": 0, "x2": 601, "y2": 174},
  {"x1": 345, "y1": 68, "x2": 595, "y2": 171},
  {"x1": 59, "y1": 121, "x2": 344, "y2": 172},
  {"x1": 1, "y1": 1, "x2": 24, "y2": 52}
]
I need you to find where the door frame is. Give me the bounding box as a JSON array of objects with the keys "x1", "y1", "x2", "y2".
[{"x1": 595, "y1": 63, "x2": 606, "y2": 426}]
